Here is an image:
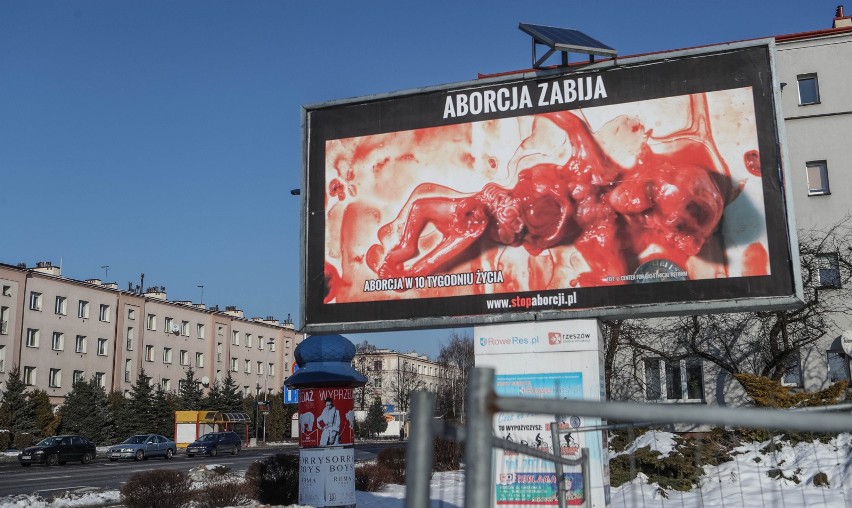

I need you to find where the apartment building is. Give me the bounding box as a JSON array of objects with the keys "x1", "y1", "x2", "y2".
[
  {"x1": 0, "y1": 261, "x2": 302, "y2": 405},
  {"x1": 353, "y1": 348, "x2": 445, "y2": 411}
]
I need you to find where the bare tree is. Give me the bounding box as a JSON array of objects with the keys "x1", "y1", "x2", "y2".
[
  {"x1": 436, "y1": 332, "x2": 474, "y2": 422},
  {"x1": 352, "y1": 340, "x2": 381, "y2": 410},
  {"x1": 618, "y1": 219, "x2": 852, "y2": 393},
  {"x1": 388, "y1": 357, "x2": 425, "y2": 413}
]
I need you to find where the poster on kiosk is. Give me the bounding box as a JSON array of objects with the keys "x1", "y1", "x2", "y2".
[{"x1": 475, "y1": 319, "x2": 610, "y2": 507}]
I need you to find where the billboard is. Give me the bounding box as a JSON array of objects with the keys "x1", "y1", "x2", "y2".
[{"x1": 302, "y1": 41, "x2": 801, "y2": 332}]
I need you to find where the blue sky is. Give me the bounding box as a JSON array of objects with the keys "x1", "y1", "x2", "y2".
[{"x1": 0, "y1": 1, "x2": 842, "y2": 359}]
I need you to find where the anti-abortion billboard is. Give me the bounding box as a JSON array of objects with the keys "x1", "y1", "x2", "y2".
[{"x1": 301, "y1": 40, "x2": 801, "y2": 333}]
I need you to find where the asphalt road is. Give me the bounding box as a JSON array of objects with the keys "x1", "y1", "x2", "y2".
[{"x1": 0, "y1": 441, "x2": 401, "y2": 501}]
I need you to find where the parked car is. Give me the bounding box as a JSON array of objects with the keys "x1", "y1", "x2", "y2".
[
  {"x1": 108, "y1": 434, "x2": 177, "y2": 461},
  {"x1": 186, "y1": 431, "x2": 241, "y2": 457},
  {"x1": 18, "y1": 435, "x2": 96, "y2": 467}
]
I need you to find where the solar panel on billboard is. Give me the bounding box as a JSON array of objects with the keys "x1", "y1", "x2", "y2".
[{"x1": 518, "y1": 23, "x2": 617, "y2": 56}]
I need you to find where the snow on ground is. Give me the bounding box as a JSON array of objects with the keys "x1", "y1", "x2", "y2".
[{"x1": 3, "y1": 436, "x2": 852, "y2": 507}]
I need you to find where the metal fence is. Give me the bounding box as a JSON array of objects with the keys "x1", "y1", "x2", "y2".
[{"x1": 405, "y1": 367, "x2": 852, "y2": 508}]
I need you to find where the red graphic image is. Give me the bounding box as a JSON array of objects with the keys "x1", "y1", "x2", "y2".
[
  {"x1": 548, "y1": 333, "x2": 562, "y2": 345},
  {"x1": 324, "y1": 89, "x2": 768, "y2": 304},
  {"x1": 298, "y1": 387, "x2": 355, "y2": 448}
]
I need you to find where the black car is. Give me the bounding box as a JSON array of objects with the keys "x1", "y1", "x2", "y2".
[
  {"x1": 186, "y1": 431, "x2": 241, "y2": 457},
  {"x1": 18, "y1": 435, "x2": 97, "y2": 467}
]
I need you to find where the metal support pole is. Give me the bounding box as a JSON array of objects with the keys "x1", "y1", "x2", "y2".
[
  {"x1": 581, "y1": 448, "x2": 590, "y2": 508},
  {"x1": 550, "y1": 422, "x2": 566, "y2": 508},
  {"x1": 405, "y1": 391, "x2": 436, "y2": 508},
  {"x1": 465, "y1": 368, "x2": 495, "y2": 508}
]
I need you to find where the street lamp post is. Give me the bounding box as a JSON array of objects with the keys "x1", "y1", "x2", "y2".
[{"x1": 263, "y1": 338, "x2": 274, "y2": 442}]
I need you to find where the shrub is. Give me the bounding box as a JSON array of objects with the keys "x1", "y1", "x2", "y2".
[
  {"x1": 194, "y1": 476, "x2": 254, "y2": 508},
  {"x1": 377, "y1": 446, "x2": 407, "y2": 484},
  {"x1": 813, "y1": 471, "x2": 830, "y2": 487},
  {"x1": 355, "y1": 463, "x2": 394, "y2": 491},
  {"x1": 609, "y1": 445, "x2": 699, "y2": 492},
  {"x1": 433, "y1": 438, "x2": 463, "y2": 472},
  {"x1": 245, "y1": 453, "x2": 299, "y2": 505},
  {"x1": 120, "y1": 469, "x2": 193, "y2": 508},
  {"x1": 13, "y1": 432, "x2": 33, "y2": 449}
]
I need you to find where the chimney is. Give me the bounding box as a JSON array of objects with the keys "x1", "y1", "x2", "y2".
[
  {"x1": 33, "y1": 261, "x2": 61, "y2": 277},
  {"x1": 834, "y1": 5, "x2": 852, "y2": 27}
]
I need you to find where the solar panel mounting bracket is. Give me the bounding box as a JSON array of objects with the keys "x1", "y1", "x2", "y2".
[{"x1": 519, "y1": 23, "x2": 617, "y2": 69}]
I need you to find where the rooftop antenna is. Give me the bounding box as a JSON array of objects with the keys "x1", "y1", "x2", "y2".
[
  {"x1": 101, "y1": 265, "x2": 110, "y2": 281},
  {"x1": 198, "y1": 285, "x2": 205, "y2": 305}
]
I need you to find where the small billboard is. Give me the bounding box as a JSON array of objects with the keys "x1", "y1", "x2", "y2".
[{"x1": 302, "y1": 40, "x2": 801, "y2": 333}]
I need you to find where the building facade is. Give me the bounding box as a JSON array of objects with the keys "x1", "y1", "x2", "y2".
[
  {"x1": 352, "y1": 348, "x2": 446, "y2": 411},
  {"x1": 0, "y1": 261, "x2": 302, "y2": 405}
]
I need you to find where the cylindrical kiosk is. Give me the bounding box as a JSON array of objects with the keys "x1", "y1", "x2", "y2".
[{"x1": 284, "y1": 334, "x2": 367, "y2": 508}]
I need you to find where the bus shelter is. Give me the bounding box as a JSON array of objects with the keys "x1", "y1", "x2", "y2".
[{"x1": 174, "y1": 410, "x2": 251, "y2": 449}]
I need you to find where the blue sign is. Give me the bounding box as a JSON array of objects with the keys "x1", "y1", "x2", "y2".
[{"x1": 283, "y1": 364, "x2": 299, "y2": 404}]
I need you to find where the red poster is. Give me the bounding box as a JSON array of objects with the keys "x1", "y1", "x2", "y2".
[{"x1": 298, "y1": 387, "x2": 355, "y2": 448}]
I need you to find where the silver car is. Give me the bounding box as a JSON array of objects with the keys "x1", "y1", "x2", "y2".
[{"x1": 108, "y1": 434, "x2": 176, "y2": 461}]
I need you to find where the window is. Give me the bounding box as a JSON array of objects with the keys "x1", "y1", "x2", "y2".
[
  {"x1": 781, "y1": 352, "x2": 802, "y2": 387},
  {"x1": 246, "y1": 334, "x2": 253, "y2": 348},
  {"x1": 55, "y1": 296, "x2": 67, "y2": 315},
  {"x1": 179, "y1": 350, "x2": 188, "y2": 366},
  {"x1": 163, "y1": 347, "x2": 173, "y2": 364},
  {"x1": 373, "y1": 361, "x2": 382, "y2": 371},
  {"x1": 0, "y1": 306, "x2": 8, "y2": 335},
  {"x1": 78, "y1": 300, "x2": 89, "y2": 318},
  {"x1": 147, "y1": 314, "x2": 157, "y2": 331},
  {"x1": 232, "y1": 331, "x2": 240, "y2": 346},
  {"x1": 76, "y1": 335, "x2": 87, "y2": 353},
  {"x1": 124, "y1": 359, "x2": 132, "y2": 383},
  {"x1": 258, "y1": 336, "x2": 264, "y2": 350},
  {"x1": 161, "y1": 378, "x2": 171, "y2": 391},
  {"x1": 29, "y1": 292, "x2": 42, "y2": 311},
  {"x1": 49, "y1": 368, "x2": 61, "y2": 388},
  {"x1": 126, "y1": 328, "x2": 134, "y2": 350},
  {"x1": 375, "y1": 378, "x2": 382, "y2": 388},
  {"x1": 2, "y1": 285, "x2": 10, "y2": 297},
  {"x1": 196, "y1": 352, "x2": 205, "y2": 368},
  {"x1": 269, "y1": 363, "x2": 275, "y2": 377},
  {"x1": 181, "y1": 321, "x2": 189, "y2": 336},
  {"x1": 827, "y1": 351, "x2": 850, "y2": 383},
  {"x1": 23, "y1": 366, "x2": 36, "y2": 385},
  {"x1": 0, "y1": 345, "x2": 5, "y2": 372},
  {"x1": 164, "y1": 317, "x2": 174, "y2": 333},
  {"x1": 258, "y1": 361, "x2": 264, "y2": 375},
  {"x1": 644, "y1": 358, "x2": 704, "y2": 401},
  {"x1": 73, "y1": 370, "x2": 85, "y2": 385},
  {"x1": 97, "y1": 338, "x2": 108, "y2": 356},
  {"x1": 197, "y1": 324, "x2": 205, "y2": 339},
  {"x1": 52, "y1": 332, "x2": 64, "y2": 351},
  {"x1": 145, "y1": 345, "x2": 155, "y2": 362},
  {"x1": 231, "y1": 357, "x2": 238, "y2": 372},
  {"x1": 797, "y1": 73, "x2": 820, "y2": 105},
  {"x1": 244, "y1": 359, "x2": 251, "y2": 374},
  {"x1": 95, "y1": 372, "x2": 106, "y2": 388},
  {"x1": 127, "y1": 308, "x2": 135, "y2": 320},
  {"x1": 217, "y1": 343, "x2": 223, "y2": 362},
  {"x1": 805, "y1": 160, "x2": 830, "y2": 196},
  {"x1": 26, "y1": 328, "x2": 40, "y2": 348},
  {"x1": 816, "y1": 253, "x2": 841, "y2": 289},
  {"x1": 270, "y1": 340, "x2": 276, "y2": 352},
  {"x1": 99, "y1": 304, "x2": 110, "y2": 322}
]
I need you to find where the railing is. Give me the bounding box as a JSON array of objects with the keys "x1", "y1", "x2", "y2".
[{"x1": 405, "y1": 367, "x2": 852, "y2": 508}]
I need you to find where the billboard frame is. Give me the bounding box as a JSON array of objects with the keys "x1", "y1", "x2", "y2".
[{"x1": 300, "y1": 38, "x2": 803, "y2": 334}]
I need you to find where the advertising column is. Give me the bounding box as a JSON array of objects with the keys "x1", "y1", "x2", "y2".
[
  {"x1": 475, "y1": 319, "x2": 610, "y2": 507},
  {"x1": 284, "y1": 334, "x2": 367, "y2": 508}
]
